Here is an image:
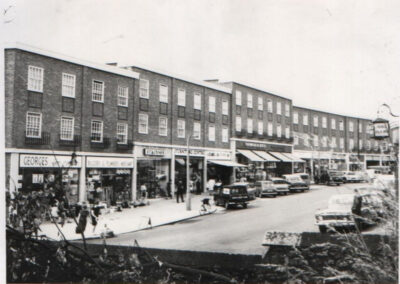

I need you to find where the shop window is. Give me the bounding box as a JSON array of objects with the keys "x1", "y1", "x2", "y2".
[
  {"x1": 28, "y1": 92, "x2": 42, "y2": 108},
  {"x1": 258, "y1": 110, "x2": 263, "y2": 120},
  {"x1": 209, "y1": 112, "x2": 215, "y2": 123},
  {"x1": 247, "y1": 108, "x2": 253, "y2": 117},
  {"x1": 62, "y1": 97, "x2": 75, "y2": 113},
  {"x1": 139, "y1": 79, "x2": 149, "y2": 99},
  {"x1": 92, "y1": 102, "x2": 104, "y2": 117},
  {"x1": 236, "y1": 105, "x2": 241, "y2": 115},
  {"x1": 28, "y1": 65, "x2": 44, "y2": 92},
  {"x1": 62, "y1": 73, "x2": 76, "y2": 98},
  {"x1": 194, "y1": 109, "x2": 201, "y2": 120},
  {"x1": 160, "y1": 102, "x2": 168, "y2": 115},
  {"x1": 117, "y1": 86, "x2": 128, "y2": 106},
  {"x1": 140, "y1": 98, "x2": 149, "y2": 111},
  {"x1": 178, "y1": 106, "x2": 185, "y2": 118},
  {"x1": 92, "y1": 80, "x2": 104, "y2": 102},
  {"x1": 118, "y1": 106, "x2": 128, "y2": 120}
]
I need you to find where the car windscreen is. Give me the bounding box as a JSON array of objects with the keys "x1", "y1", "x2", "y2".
[
  {"x1": 286, "y1": 176, "x2": 302, "y2": 183},
  {"x1": 273, "y1": 180, "x2": 287, "y2": 184}
]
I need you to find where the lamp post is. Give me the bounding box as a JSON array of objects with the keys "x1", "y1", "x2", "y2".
[{"x1": 186, "y1": 133, "x2": 199, "y2": 211}]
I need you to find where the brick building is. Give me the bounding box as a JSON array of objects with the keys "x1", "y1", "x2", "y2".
[{"x1": 5, "y1": 43, "x2": 139, "y2": 205}]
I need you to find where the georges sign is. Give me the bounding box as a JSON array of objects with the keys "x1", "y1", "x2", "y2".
[
  {"x1": 236, "y1": 141, "x2": 291, "y2": 153},
  {"x1": 20, "y1": 154, "x2": 82, "y2": 168}
]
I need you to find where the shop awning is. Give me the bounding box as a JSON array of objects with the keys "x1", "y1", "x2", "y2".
[
  {"x1": 208, "y1": 160, "x2": 247, "y2": 167},
  {"x1": 175, "y1": 158, "x2": 185, "y2": 165},
  {"x1": 253, "y1": 151, "x2": 280, "y2": 162},
  {"x1": 282, "y1": 152, "x2": 305, "y2": 163},
  {"x1": 237, "y1": 149, "x2": 265, "y2": 162},
  {"x1": 268, "y1": 152, "x2": 292, "y2": 162}
]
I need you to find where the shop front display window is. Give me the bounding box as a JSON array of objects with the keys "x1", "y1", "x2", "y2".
[{"x1": 137, "y1": 160, "x2": 170, "y2": 199}]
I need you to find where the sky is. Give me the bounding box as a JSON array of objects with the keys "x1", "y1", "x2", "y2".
[{"x1": 2, "y1": 0, "x2": 400, "y2": 120}]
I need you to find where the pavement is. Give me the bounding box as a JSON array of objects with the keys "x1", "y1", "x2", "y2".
[{"x1": 39, "y1": 193, "x2": 218, "y2": 241}]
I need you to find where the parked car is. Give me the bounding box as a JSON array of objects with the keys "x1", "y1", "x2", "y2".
[
  {"x1": 213, "y1": 183, "x2": 252, "y2": 209},
  {"x1": 254, "y1": 180, "x2": 277, "y2": 197},
  {"x1": 270, "y1": 178, "x2": 290, "y2": 195},
  {"x1": 282, "y1": 174, "x2": 309, "y2": 193},
  {"x1": 315, "y1": 193, "x2": 381, "y2": 233},
  {"x1": 314, "y1": 171, "x2": 344, "y2": 186},
  {"x1": 343, "y1": 171, "x2": 362, "y2": 183},
  {"x1": 292, "y1": 173, "x2": 311, "y2": 186}
]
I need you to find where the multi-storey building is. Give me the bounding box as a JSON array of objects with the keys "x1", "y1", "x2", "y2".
[
  {"x1": 123, "y1": 65, "x2": 233, "y2": 195},
  {"x1": 206, "y1": 80, "x2": 302, "y2": 180},
  {"x1": 293, "y1": 106, "x2": 391, "y2": 176},
  {"x1": 5, "y1": 43, "x2": 140, "y2": 204},
  {"x1": 4, "y1": 43, "x2": 393, "y2": 203}
]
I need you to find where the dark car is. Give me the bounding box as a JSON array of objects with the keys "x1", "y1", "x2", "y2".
[
  {"x1": 282, "y1": 174, "x2": 309, "y2": 193},
  {"x1": 213, "y1": 183, "x2": 251, "y2": 209},
  {"x1": 315, "y1": 171, "x2": 343, "y2": 186},
  {"x1": 328, "y1": 171, "x2": 345, "y2": 185}
]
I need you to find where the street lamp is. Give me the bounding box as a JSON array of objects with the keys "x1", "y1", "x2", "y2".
[{"x1": 186, "y1": 133, "x2": 199, "y2": 211}]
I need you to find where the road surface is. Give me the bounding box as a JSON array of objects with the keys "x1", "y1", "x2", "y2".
[{"x1": 88, "y1": 183, "x2": 363, "y2": 254}]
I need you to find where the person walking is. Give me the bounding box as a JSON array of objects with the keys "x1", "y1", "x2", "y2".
[{"x1": 176, "y1": 179, "x2": 185, "y2": 203}]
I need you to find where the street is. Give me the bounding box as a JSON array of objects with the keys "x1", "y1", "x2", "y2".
[{"x1": 88, "y1": 183, "x2": 366, "y2": 254}]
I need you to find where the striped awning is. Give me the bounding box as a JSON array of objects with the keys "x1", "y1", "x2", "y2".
[
  {"x1": 237, "y1": 149, "x2": 264, "y2": 162},
  {"x1": 253, "y1": 151, "x2": 280, "y2": 162},
  {"x1": 282, "y1": 152, "x2": 305, "y2": 163},
  {"x1": 268, "y1": 152, "x2": 292, "y2": 162},
  {"x1": 208, "y1": 160, "x2": 247, "y2": 167}
]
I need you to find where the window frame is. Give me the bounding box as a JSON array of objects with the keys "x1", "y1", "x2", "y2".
[
  {"x1": 177, "y1": 119, "x2": 186, "y2": 138},
  {"x1": 267, "y1": 100, "x2": 273, "y2": 113},
  {"x1": 285, "y1": 103, "x2": 290, "y2": 117},
  {"x1": 257, "y1": 97, "x2": 263, "y2": 111},
  {"x1": 92, "y1": 80, "x2": 104, "y2": 103},
  {"x1": 28, "y1": 65, "x2": 44, "y2": 92},
  {"x1": 91, "y1": 120, "x2": 103, "y2": 142},
  {"x1": 235, "y1": 90, "x2": 242, "y2": 106},
  {"x1": 303, "y1": 114, "x2": 309, "y2": 126},
  {"x1": 194, "y1": 92, "x2": 201, "y2": 110},
  {"x1": 60, "y1": 116, "x2": 74, "y2": 141},
  {"x1": 222, "y1": 100, "x2": 229, "y2": 116},
  {"x1": 117, "y1": 85, "x2": 129, "y2": 107},
  {"x1": 276, "y1": 124, "x2": 282, "y2": 138},
  {"x1": 177, "y1": 88, "x2": 186, "y2": 107},
  {"x1": 116, "y1": 123, "x2": 128, "y2": 144},
  {"x1": 322, "y1": 117, "x2": 327, "y2": 128},
  {"x1": 276, "y1": 102, "x2": 281, "y2": 115},
  {"x1": 247, "y1": 93, "x2": 253, "y2": 108},
  {"x1": 236, "y1": 116, "x2": 242, "y2": 132},
  {"x1": 268, "y1": 122, "x2": 273, "y2": 136},
  {"x1": 62, "y1": 73, "x2": 76, "y2": 98},
  {"x1": 222, "y1": 127, "x2": 228, "y2": 143},
  {"x1": 26, "y1": 112, "x2": 42, "y2": 138},
  {"x1": 159, "y1": 116, "x2": 168, "y2": 137},
  {"x1": 285, "y1": 126, "x2": 290, "y2": 139},
  {"x1": 208, "y1": 125, "x2": 216, "y2": 142},
  {"x1": 159, "y1": 83, "x2": 168, "y2": 103},
  {"x1": 139, "y1": 79, "x2": 149, "y2": 99},
  {"x1": 193, "y1": 122, "x2": 201, "y2": 140},
  {"x1": 293, "y1": 112, "x2": 298, "y2": 124},
  {"x1": 331, "y1": 118, "x2": 336, "y2": 129},
  {"x1": 209, "y1": 96, "x2": 216, "y2": 113},
  {"x1": 247, "y1": 118, "x2": 253, "y2": 134},
  {"x1": 138, "y1": 113, "x2": 149, "y2": 134}
]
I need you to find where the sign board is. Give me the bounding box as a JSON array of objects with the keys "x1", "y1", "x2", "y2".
[
  {"x1": 205, "y1": 150, "x2": 232, "y2": 160},
  {"x1": 236, "y1": 141, "x2": 291, "y2": 153},
  {"x1": 373, "y1": 119, "x2": 390, "y2": 139},
  {"x1": 20, "y1": 154, "x2": 82, "y2": 168},
  {"x1": 135, "y1": 146, "x2": 172, "y2": 158},
  {"x1": 175, "y1": 148, "x2": 205, "y2": 157},
  {"x1": 86, "y1": 157, "x2": 134, "y2": 168}
]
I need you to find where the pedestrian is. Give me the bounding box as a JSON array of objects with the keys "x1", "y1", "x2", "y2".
[
  {"x1": 166, "y1": 179, "x2": 172, "y2": 198},
  {"x1": 140, "y1": 183, "x2": 147, "y2": 203},
  {"x1": 176, "y1": 179, "x2": 185, "y2": 203},
  {"x1": 90, "y1": 204, "x2": 99, "y2": 233},
  {"x1": 75, "y1": 203, "x2": 89, "y2": 234},
  {"x1": 352, "y1": 189, "x2": 363, "y2": 230}
]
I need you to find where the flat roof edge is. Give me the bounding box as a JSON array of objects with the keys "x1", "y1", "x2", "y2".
[{"x1": 4, "y1": 42, "x2": 140, "y2": 79}]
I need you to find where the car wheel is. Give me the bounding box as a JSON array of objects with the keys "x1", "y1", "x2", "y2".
[
  {"x1": 242, "y1": 203, "x2": 247, "y2": 209},
  {"x1": 319, "y1": 226, "x2": 327, "y2": 233},
  {"x1": 224, "y1": 202, "x2": 230, "y2": 209}
]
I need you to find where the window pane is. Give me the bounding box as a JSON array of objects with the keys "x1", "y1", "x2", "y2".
[
  {"x1": 117, "y1": 123, "x2": 128, "y2": 143},
  {"x1": 247, "y1": 119, "x2": 253, "y2": 133},
  {"x1": 62, "y1": 73, "x2": 75, "y2": 97},
  {"x1": 177, "y1": 120, "x2": 185, "y2": 138},
  {"x1": 92, "y1": 81, "x2": 104, "y2": 102},
  {"x1": 159, "y1": 117, "x2": 168, "y2": 136},
  {"x1": 209, "y1": 125, "x2": 215, "y2": 141},
  {"x1": 118, "y1": 86, "x2": 128, "y2": 106},
  {"x1": 222, "y1": 100, "x2": 228, "y2": 115},
  {"x1": 236, "y1": 116, "x2": 242, "y2": 132},
  {"x1": 159, "y1": 84, "x2": 168, "y2": 103},
  {"x1": 178, "y1": 89, "x2": 186, "y2": 106},
  {"x1": 236, "y1": 90, "x2": 242, "y2": 105},
  {"x1": 258, "y1": 97, "x2": 263, "y2": 111},
  {"x1": 276, "y1": 102, "x2": 281, "y2": 115},
  {"x1": 28, "y1": 66, "x2": 44, "y2": 92},
  {"x1": 139, "y1": 79, "x2": 149, "y2": 99},
  {"x1": 277, "y1": 125, "x2": 281, "y2": 137},
  {"x1": 247, "y1": 94, "x2": 253, "y2": 108},
  {"x1": 222, "y1": 128, "x2": 228, "y2": 143},
  {"x1": 194, "y1": 93, "x2": 201, "y2": 110},
  {"x1": 267, "y1": 100, "x2": 273, "y2": 112},
  {"x1": 139, "y1": 114, "x2": 148, "y2": 134},
  {"x1": 303, "y1": 114, "x2": 308, "y2": 125},
  {"x1": 293, "y1": 112, "x2": 298, "y2": 124},
  {"x1": 60, "y1": 117, "x2": 74, "y2": 140},
  {"x1": 194, "y1": 122, "x2": 201, "y2": 140},
  {"x1": 26, "y1": 112, "x2": 41, "y2": 137},
  {"x1": 91, "y1": 121, "x2": 103, "y2": 142}
]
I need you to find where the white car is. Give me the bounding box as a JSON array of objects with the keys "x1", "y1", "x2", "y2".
[{"x1": 343, "y1": 171, "x2": 362, "y2": 183}]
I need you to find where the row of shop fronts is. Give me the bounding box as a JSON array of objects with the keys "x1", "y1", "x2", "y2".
[{"x1": 7, "y1": 142, "x2": 393, "y2": 206}]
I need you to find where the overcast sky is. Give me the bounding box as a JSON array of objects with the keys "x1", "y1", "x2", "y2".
[{"x1": 2, "y1": 0, "x2": 400, "y2": 120}]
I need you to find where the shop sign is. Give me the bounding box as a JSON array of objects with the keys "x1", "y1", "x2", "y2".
[
  {"x1": 144, "y1": 148, "x2": 167, "y2": 156},
  {"x1": 135, "y1": 146, "x2": 172, "y2": 158},
  {"x1": 20, "y1": 154, "x2": 82, "y2": 168},
  {"x1": 205, "y1": 150, "x2": 232, "y2": 160},
  {"x1": 175, "y1": 148, "x2": 205, "y2": 157},
  {"x1": 372, "y1": 118, "x2": 390, "y2": 139},
  {"x1": 236, "y1": 141, "x2": 291, "y2": 153},
  {"x1": 86, "y1": 157, "x2": 134, "y2": 168}
]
